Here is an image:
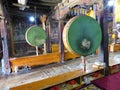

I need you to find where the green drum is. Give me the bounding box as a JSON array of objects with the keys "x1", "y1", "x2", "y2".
[
  {"x1": 25, "y1": 25, "x2": 47, "y2": 47},
  {"x1": 63, "y1": 16, "x2": 102, "y2": 56}
]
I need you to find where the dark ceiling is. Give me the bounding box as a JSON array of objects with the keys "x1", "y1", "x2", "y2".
[{"x1": 3, "y1": 0, "x2": 62, "y2": 18}]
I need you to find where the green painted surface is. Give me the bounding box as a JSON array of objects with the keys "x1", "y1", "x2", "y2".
[
  {"x1": 25, "y1": 25, "x2": 47, "y2": 47},
  {"x1": 67, "y1": 16, "x2": 102, "y2": 56}
]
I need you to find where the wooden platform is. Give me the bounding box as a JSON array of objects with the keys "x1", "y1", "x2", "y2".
[
  {"x1": 10, "y1": 51, "x2": 80, "y2": 72},
  {"x1": 0, "y1": 55, "x2": 104, "y2": 90},
  {"x1": 0, "y1": 51, "x2": 120, "y2": 90}
]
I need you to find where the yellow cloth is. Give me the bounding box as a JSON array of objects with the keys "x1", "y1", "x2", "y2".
[
  {"x1": 112, "y1": 34, "x2": 115, "y2": 38},
  {"x1": 86, "y1": 10, "x2": 95, "y2": 18}
]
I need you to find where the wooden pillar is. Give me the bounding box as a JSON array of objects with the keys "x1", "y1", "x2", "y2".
[
  {"x1": 58, "y1": 20, "x2": 64, "y2": 63},
  {"x1": 40, "y1": 14, "x2": 47, "y2": 54},
  {"x1": 46, "y1": 21, "x2": 51, "y2": 53},
  {"x1": 0, "y1": 0, "x2": 10, "y2": 74},
  {"x1": 103, "y1": 0, "x2": 110, "y2": 75},
  {"x1": 112, "y1": 5, "x2": 116, "y2": 30},
  {"x1": 98, "y1": 0, "x2": 109, "y2": 75},
  {"x1": 1, "y1": 0, "x2": 15, "y2": 57},
  {"x1": 0, "y1": 20, "x2": 11, "y2": 74},
  {"x1": 9, "y1": 20, "x2": 15, "y2": 57}
]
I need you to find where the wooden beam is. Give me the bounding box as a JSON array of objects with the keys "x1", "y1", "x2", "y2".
[
  {"x1": 29, "y1": 1, "x2": 57, "y2": 6},
  {"x1": 38, "y1": 0, "x2": 62, "y2": 3}
]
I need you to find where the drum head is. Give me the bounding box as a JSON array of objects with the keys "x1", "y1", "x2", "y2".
[
  {"x1": 25, "y1": 25, "x2": 47, "y2": 47},
  {"x1": 63, "y1": 16, "x2": 102, "y2": 56}
]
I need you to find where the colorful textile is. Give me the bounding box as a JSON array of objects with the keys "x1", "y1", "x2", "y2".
[
  {"x1": 92, "y1": 72, "x2": 120, "y2": 90},
  {"x1": 78, "y1": 84, "x2": 101, "y2": 90}
]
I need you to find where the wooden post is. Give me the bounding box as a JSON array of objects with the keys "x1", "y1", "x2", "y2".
[
  {"x1": 58, "y1": 20, "x2": 64, "y2": 63},
  {"x1": 112, "y1": 5, "x2": 116, "y2": 30},
  {"x1": 57, "y1": 6, "x2": 64, "y2": 63},
  {"x1": 9, "y1": 20, "x2": 15, "y2": 57},
  {"x1": 0, "y1": 0, "x2": 10, "y2": 74},
  {"x1": 1, "y1": 0, "x2": 15, "y2": 57},
  {"x1": 103, "y1": 0, "x2": 109, "y2": 75},
  {"x1": 40, "y1": 15, "x2": 47, "y2": 54},
  {"x1": 98, "y1": 0, "x2": 109, "y2": 75},
  {"x1": 46, "y1": 21, "x2": 51, "y2": 53},
  {"x1": 0, "y1": 19, "x2": 11, "y2": 74}
]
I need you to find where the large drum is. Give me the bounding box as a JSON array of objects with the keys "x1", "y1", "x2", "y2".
[
  {"x1": 25, "y1": 25, "x2": 47, "y2": 47},
  {"x1": 63, "y1": 15, "x2": 102, "y2": 56}
]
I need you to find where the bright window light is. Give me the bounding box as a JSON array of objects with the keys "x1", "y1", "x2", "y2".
[
  {"x1": 108, "y1": 0, "x2": 114, "y2": 6},
  {"x1": 29, "y1": 16, "x2": 35, "y2": 22},
  {"x1": 18, "y1": 0, "x2": 26, "y2": 5},
  {"x1": 117, "y1": 24, "x2": 120, "y2": 28}
]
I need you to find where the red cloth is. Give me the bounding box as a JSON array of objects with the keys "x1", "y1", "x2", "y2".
[
  {"x1": 92, "y1": 72, "x2": 120, "y2": 90},
  {"x1": 50, "y1": 85, "x2": 60, "y2": 90},
  {"x1": 67, "y1": 80, "x2": 77, "y2": 84}
]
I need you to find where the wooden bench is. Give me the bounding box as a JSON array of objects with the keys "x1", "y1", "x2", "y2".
[
  {"x1": 51, "y1": 44, "x2": 80, "y2": 60},
  {"x1": 10, "y1": 52, "x2": 60, "y2": 72},
  {"x1": 64, "y1": 50, "x2": 80, "y2": 60}
]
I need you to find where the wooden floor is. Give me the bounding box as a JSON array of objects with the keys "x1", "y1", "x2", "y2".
[{"x1": 0, "y1": 51, "x2": 120, "y2": 90}]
